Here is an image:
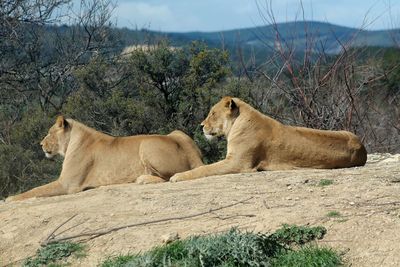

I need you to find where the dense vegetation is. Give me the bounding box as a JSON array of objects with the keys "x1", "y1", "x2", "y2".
[{"x1": 1, "y1": 0, "x2": 399, "y2": 199}]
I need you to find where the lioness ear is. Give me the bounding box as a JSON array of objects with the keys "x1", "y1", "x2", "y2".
[
  {"x1": 225, "y1": 99, "x2": 237, "y2": 111},
  {"x1": 56, "y1": 116, "x2": 68, "y2": 129}
]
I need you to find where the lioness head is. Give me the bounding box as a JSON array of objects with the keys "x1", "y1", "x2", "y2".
[
  {"x1": 40, "y1": 116, "x2": 71, "y2": 158},
  {"x1": 201, "y1": 96, "x2": 239, "y2": 140}
]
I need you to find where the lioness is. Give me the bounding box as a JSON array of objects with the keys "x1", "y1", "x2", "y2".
[
  {"x1": 170, "y1": 96, "x2": 367, "y2": 182},
  {"x1": 7, "y1": 116, "x2": 203, "y2": 201}
]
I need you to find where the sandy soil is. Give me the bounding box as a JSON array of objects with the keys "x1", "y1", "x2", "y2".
[{"x1": 1, "y1": 153, "x2": 400, "y2": 267}]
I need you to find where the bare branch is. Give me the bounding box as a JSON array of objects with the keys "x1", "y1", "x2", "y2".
[{"x1": 41, "y1": 197, "x2": 254, "y2": 246}]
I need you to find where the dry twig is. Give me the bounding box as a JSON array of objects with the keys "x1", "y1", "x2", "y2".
[{"x1": 41, "y1": 196, "x2": 254, "y2": 246}]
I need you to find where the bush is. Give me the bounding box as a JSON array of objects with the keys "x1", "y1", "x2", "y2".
[
  {"x1": 23, "y1": 242, "x2": 85, "y2": 267},
  {"x1": 382, "y1": 48, "x2": 400, "y2": 95},
  {"x1": 0, "y1": 108, "x2": 60, "y2": 199},
  {"x1": 63, "y1": 88, "x2": 156, "y2": 136},
  {"x1": 101, "y1": 226, "x2": 340, "y2": 267},
  {"x1": 103, "y1": 228, "x2": 284, "y2": 267},
  {"x1": 270, "y1": 224, "x2": 327, "y2": 246},
  {"x1": 272, "y1": 246, "x2": 342, "y2": 267}
]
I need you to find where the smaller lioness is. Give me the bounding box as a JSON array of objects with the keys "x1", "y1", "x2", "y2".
[
  {"x1": 7, "y1": 116, "x2": 203, "y2": 201},
  {"x1": 170, "y1": 96, "x2": 367, "y2": 182}
]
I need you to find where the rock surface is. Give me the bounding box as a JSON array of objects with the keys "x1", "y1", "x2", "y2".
[{"x1": 1, "y1": 153, "x2": 399, "y2": 266}]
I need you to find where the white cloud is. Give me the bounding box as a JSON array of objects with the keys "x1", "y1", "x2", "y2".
[{"x1": 114, "y1": 2, "x2": 174, "y2": 29}]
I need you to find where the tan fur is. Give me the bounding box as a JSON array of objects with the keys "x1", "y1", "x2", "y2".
[
  {"x1": 7, "y1": 116, "x2": 203, "y2": 201},
  {"x1": 170, "y1": 96, "x2": 367, "y2": 182}
]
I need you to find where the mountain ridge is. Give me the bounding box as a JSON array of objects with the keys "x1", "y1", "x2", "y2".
[{"x1": 165, "y1": 21, "x2": 398, "y2": 51}]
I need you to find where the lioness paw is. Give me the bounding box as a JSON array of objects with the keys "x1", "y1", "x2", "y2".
[
  {"x1": 170, "y1": 174, "x2": 186, "y2": 182},
  {"x1": 169, "y1": 175, "x2": 179, "y2": 183}
]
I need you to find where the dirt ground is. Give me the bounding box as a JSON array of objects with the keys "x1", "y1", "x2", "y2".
[{"x1": 1, "y1": 153, "x2": 400, "y2": 267}]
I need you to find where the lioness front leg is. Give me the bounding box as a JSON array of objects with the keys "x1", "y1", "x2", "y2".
[
  {"x1": 6, "y1": 181, "x2": 67, "y2": 202},
  {"x1": 170, "y1": 159, "x2": 245, "y2": 182}
]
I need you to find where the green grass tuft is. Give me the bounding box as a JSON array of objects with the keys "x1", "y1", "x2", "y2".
[
  {"x1": 23, "y1": 242, "x2": 85, "y2": 267},
  {"x1": 101, "y1": 225, "x2": 340, "y2": 267},
  {"x1": 326, "y1": 211, "x2": 342, "y2": 218},
  {"x1": 102, "y1": 254, "x2": 136, "y2": 267},
  {"x1": 319, "y1": 179, "x2": 334, "y2": 186},
  {"x1": 272, "y1": 246, "x2": 342, "y2": 267}
]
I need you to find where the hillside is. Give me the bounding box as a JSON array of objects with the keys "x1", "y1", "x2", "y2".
[
  {"x1": 115, "y1": 21, "x2": 400, "y2": 66},
  {"x1": 1, "y1": 153, "x2": 400, "y2": 266},
  {"x1": 120, "y1": 21, "x2": 400, "y2": 53},
  {"x1": 31, "y1": 21, "x2": 400, "y2": 69}
]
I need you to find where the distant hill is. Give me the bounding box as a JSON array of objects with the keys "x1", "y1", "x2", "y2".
[
  {"x1": 44, "y1": 21, "x2": 398, "y2": 65},
  {"x1": 117, "y1": 21, "x2": 400, "y2": 58},
  {"x1": 166, "y1": 21, "x2": 399, "y2": 52}
]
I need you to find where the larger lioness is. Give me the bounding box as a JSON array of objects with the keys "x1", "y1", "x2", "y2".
[
  {"x1": 7, "y1": 116, "x2": 203, "y2": 201},
  {"x1": 170, "y1": 96, "x2": 367, "y2": 182}
]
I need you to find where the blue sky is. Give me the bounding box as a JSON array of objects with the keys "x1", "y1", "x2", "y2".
[{"x1": 85, "y1": 0, "x2": 400, "y2": 32}]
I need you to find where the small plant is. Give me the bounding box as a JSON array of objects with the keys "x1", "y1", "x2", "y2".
[
  {"x1": 270, "y1": 224, "x2": 327, "y2": 245},
  {"x1": 272, "y1": 246, "x2": 342, "y2": 267},
  {"x1": 101, "y1": 225, "x2": 340, "y2": 267},
  {"x1": 105, "y1": 229, "x2": 284, "y2": 267},
  {"x1": 102, "y1": 255, "x2": 136, "y2": 267},
  {"x1": 319, "y1": 179, "x2": 334, "y2": 186},
  {"x1": 327, "y1": 211, "x2": 341, "y2": 218},
  {"x1": 23, "y1": 242, "x2": 85, "y2": 267}
]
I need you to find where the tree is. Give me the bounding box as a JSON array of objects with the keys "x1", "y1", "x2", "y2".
[
  {"x1": 125, "y1": 41, "x2": 229, "y2": 132},
  {"x1": 0, "y1": 0, "x2": 117, "y2": 198}
]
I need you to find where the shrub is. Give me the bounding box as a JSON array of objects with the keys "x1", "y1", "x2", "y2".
[
  {"x1": 272, "y1": 246, "x2": 342, "y2": 267},
  {"x1": 102, "y1": 228, "x2": 283, "y2": 267},
  {"x1": 0, "y1": 108, "x2": 60, "y2": 199},
  {"x1": 23, "y1": 242, "x2": 85, "y2": 267},
  {"x1": 101, "y1": 225, "x2": 339, "y2": 267},
  {"x1": 270, "y1": 224, "x2": 327, "y2": 246}
]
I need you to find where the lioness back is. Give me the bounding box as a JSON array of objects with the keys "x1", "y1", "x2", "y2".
[{"x1": 274, "y1": 125, "x2": 367, "y2": 168}]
